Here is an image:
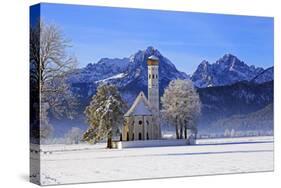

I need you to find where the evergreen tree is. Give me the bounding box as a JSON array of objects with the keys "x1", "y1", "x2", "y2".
[{"x1": 83, "y1": 84, "x2": 126, "y2": 148}]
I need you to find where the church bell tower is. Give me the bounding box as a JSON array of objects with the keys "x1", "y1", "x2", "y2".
[{"x1": 147, "y1": 55, "x2": 159, "y2": 114}]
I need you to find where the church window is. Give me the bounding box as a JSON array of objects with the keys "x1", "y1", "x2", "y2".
[
  {"x1": 139, "y1": 120, "x2": 142, "y2": 125},
  {"x1": 152, "y1": 74, "x2": 155, "y2": 79}
]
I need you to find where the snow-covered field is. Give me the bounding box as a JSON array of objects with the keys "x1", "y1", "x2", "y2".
[{"x1": 30, "y1": 136, "x2": 274, "y2": 185}]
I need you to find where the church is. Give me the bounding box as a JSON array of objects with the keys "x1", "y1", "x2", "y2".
[{"x1": 121, "y1": 55, "x2": 161, "y2": 141}]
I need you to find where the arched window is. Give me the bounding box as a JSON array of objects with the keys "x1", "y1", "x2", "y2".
[
  {"x1": 120, "y1": 133, "x2": 122, "y2": 141},
  {"x1": 126, "y1": 132, "x2": 129, "y2": 141},
  {"x1": 147, "y1": 132, "x2": 149, "y2": 140},
  {"x1": 149, "y1": 74, "x2": 151, "y2": 79},
  {"x1": 139, "y1": 120, "x2": 142, "y2": 125},
  {"x1": 156, "y1": 74, "x2": 157, "y2": 79},
  {"x1": 152, "y1": 74, "x2": 155, "y2": 79},
  {"x1": 138, "y1": 133, "x2": 142, "y2": 140},
  {"x1": 132, "y1": 133, "x2": 134, "y2": 140}
]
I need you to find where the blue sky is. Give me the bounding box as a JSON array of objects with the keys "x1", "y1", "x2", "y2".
[{"x1": 37, "y1": 3, "x2": 273, "y2": 74}]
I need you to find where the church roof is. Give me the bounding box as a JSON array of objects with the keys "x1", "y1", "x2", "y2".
[
  {"x1": 124, "y1": 91, "x2": 153, "y2": 117},
  {"x1": 147, "y1": 55, "x2": 159, "y2": 66},
  {"x1": 148, "y1": 55, "x2": 159, "y2": 61}
]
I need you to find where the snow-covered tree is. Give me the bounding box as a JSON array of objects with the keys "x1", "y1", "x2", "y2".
[
  {"x1": 40, "y1": 103, "x2": 54, "y2": 139},
  {"x1": 230, "y1": 129, "x2": 236, "y2": 137},
  {"x1": 161, "y1": 79, "x2": 201, "y2": 140},
  {"x1": 30, "y1": 20, "x2": 77, "y2": 142},
  {"x1": 65, "y1": 127, "x2": 83, "y2": 144},
  {"x1": 224, "y1": 129, "x2": 230, "y2": 137},
  {"x1": 83, "y1": 84, "x2": 127, "y2": 148}
]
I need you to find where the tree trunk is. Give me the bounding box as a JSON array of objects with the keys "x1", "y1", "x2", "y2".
[
  {"x1": 194, "y1": 129, "x2": 198, "y2": 140},
  {"x1": 175, "y1": 123, "x2": 179, "y2": 139},
  {"x1": 107, "y1": 130, "x2": 112, "y2": 149},
  {"x1": 184, "y1": 127, "x2": 187, "y2": 139},
  {"x1": 107, "y1": 137, "x2": 112, "y2": 149},
  {"x1": 180, "y1": 125, "x2": 183, "y2": 139}
]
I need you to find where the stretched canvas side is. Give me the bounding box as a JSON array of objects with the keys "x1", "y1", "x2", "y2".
[{"x1": 29, "y1": 3, "x2": 41, "y2": 185}]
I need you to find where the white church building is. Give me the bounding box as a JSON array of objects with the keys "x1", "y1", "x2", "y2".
[{"x1": 121, "y1": 55, "x2": 161, "y2": 141}]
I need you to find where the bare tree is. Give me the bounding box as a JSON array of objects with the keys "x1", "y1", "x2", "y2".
[
  {"x1": 30, "y1": 20, "x2": 77, "y2": 141},
  {"x1": 161, "y1": 79, "x2": 201, "y2": 140}
]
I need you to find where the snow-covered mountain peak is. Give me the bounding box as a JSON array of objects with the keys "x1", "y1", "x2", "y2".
[
  {"x1": 199, "y1": 60, "x2": 210, "y2": 67},
  {"x1": 145, "y1": 46, "x2": 156, "y2": 53},
  {"x1": 144, "y1": 46, "x2": 161, "y2": 56},
  {"x1": 192, "y1": 54, "x2": 265, "y2": 88},
  {"x1": 221, "y1": 53, "x2": 237, "y2": 60},
  {"x1": 216, "y1": 53, "x2": 243, "y2": 66},
  {"x1": 68, "y1": 47, "x2": 189, "y2": 104}
]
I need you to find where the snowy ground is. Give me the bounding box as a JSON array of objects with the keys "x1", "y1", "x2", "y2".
[{"x1": 30, "y1": 136, "x2": 274, "y2": 185}]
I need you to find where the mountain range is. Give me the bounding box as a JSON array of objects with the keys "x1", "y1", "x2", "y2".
[
  {"x1": 62, "y1": 46, "x2": 273, "y2": 136},
  {"x1": 68, "y1": 46, "x2": 188, "y2": 107},
  {"x1": 191, "y1": 54, "x2": 273, "y2": 87},
  {"x1": 68, "y1": 47, "x2": 273, "y2": 104}
]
